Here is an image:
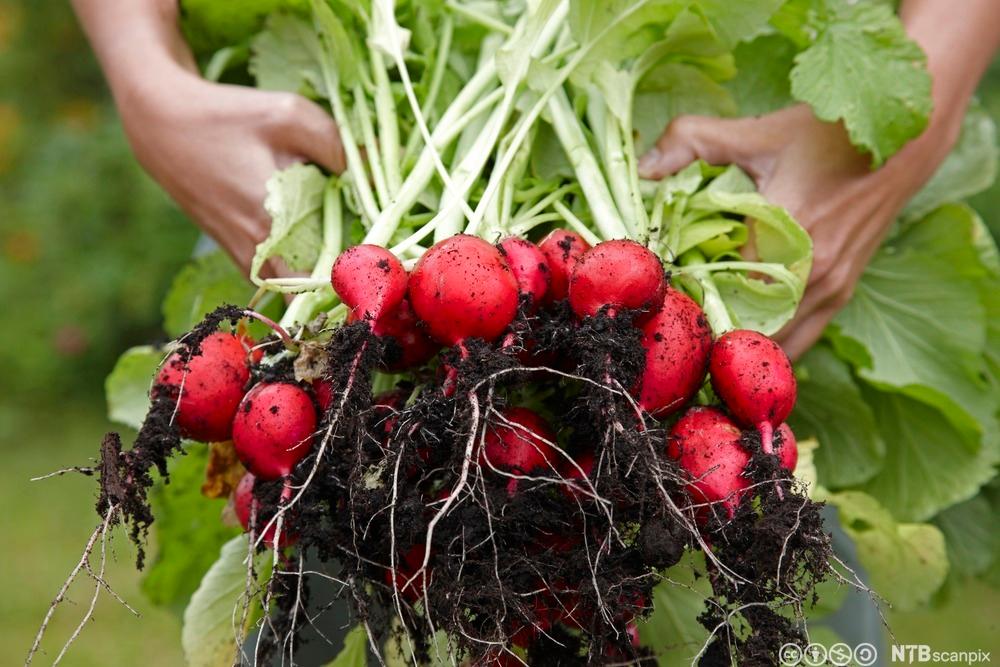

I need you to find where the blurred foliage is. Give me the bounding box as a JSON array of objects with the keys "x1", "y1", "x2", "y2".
[
  {"x1": 970, "y1": 59, "x2": 1000, "y2": 240},
  {"x1": 0, "y1": 0, "x2": 198, "y2": 400}
]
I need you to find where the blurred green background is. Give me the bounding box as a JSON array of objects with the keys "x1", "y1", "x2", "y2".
[{"x1": 0, "y1": 2, "x2": 997, "y2": 665}]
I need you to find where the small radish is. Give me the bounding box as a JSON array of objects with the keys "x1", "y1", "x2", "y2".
[
  {"x1": 709, "y1": 329, "x2": 796, "y2": 456},
  {"x1": 539, "y1": 229, "x2": 590, "y2": 303},
  {"x1": 313, "y1": 378, "x2": 334, "y2": 413},
  {"x1": 232, "y1": 382, "x2": 317, "y2": 488},
  {"x1": 375, "y1": 297, "x2": 439, "y2": 371},
  {"x1": 509, "y1": 585, "x2": 564, "y2": 648},
  {"x1": 558, "y1": 447, "x2": 595, "y2": 503},
  {"x1": 636, "y1": 288, "x2": 713, "y2": 417},
  {"x1": 498, "y1": 236, "x2": 551, "y2": 312},
  {"x1": 775, "y1": 422, "x2": 798, "y2": 472},
  {"x1": 667, "y1": 406, "x2": 750, "y2": 518},
  {"x1": 332, "y1": 244, "x2": 408, "y2": 326},
  {"x1": 384, "y1": 543, "x2": 428, "y2": 604},
  {"x1": 409, "y1": 235, "x2": 519, "y2": 346},
  {"x1": 568, "y1": 240, "x2": 666, "y2": 321},
  {"x1": 154, "y1": 332, "x2": 254, "y2": 443},
  {"x1": 481, "y1": 407, "x2": 559, "y2": 477},
  {"x1": 233, "y1": 472, "x2": 294, "y2": 548}
]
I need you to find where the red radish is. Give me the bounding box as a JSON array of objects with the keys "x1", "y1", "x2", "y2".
[
  {"x1": 498, "y1": 236, "x2": 551, "y2": 312},
  {"x1": 539, "y1": 229, "x2": 590, "y2": 303},
  {"x1": 509, "y1": 586, "x2": 564, "y2": 648},
  {"x1": 568, "y1": 240, "x2": 666, "y2": 321},
  {"x1": 384, "y1": 543, "x2": 428, "y2": 604},
  {"x1": 233, "y1": 472, "x2": 295, "y2": 548},
  {"x1": 636, "y1": 288, "x2": 713, "y2": 417},
  {"x1": 408, "y1": 235, "x2": 519, "y2": 346},
  {"x1": 667, "y1": 407, "x2": 750, "y2": 518},
  {"x1": 313, "y1": 378, "x2": 334, "y2": 412},
  {"x1": 154, "y1": 332, "x2": 254, "y2": 443},
  {"x1": 232, "y1": 382, "x2": 317, "y2": 485},
  {"x1": 374, "y1": 297, "x2": 439, "y2": 370},
  {"x1": 332, "y1": 244, "x2": 408, "y2": 325},
  {"x1": 776, "y1": 422, "x2": 798, "y2": 472},
  {"x1": 481, "y1": 407, "x2": 559, "y2": 476},
  {"x1": 709, "y1": 329, "x2": 796, "y2": 456}
]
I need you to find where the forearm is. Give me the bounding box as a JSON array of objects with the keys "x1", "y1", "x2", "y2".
[
  {"x1": 895, "y1": 0, "x2": 1000, "y2": 175},
  {"x1": 69, "y1": 0, "x2": 197, "y2": 106}
]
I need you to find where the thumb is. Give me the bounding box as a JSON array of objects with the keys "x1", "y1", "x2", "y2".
[
  {"x1": 275, "y1": 95, "x2": 347, "y2": 174},
  {"x1": 638, "y1": 115, "x2": 761, "y2": 179}
]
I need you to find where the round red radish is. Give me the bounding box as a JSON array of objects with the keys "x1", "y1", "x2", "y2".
[
  {"x1": 667, "y1": 407, "x2": 750, "y2": 516},
  {"x1": 233, "y1": 472, "x2": 294, "y2": 548},
  {"x1": 539, "y1": 229, "x2": 590, "y2": 303},
  {"x1": 709, "y1": 329, "x2": 796, "y2": 429},
  {"x1": 232, "y1": 382, "x2": 317, "y2": 480},
  {"x1": 154, "y1": 332, "x2": 254, "y2": 442},
  {"x1": 408, "y1": 235, "x2": 519, "y2": 346},
  {"x1": 776, "y1": 422, "x2": 798, "y2": 472},
  {"x1": 375, "y1": 297, "x2": 439, "y2": 370},
  {"x1": 312, "y1": 378, "x2": 334, "y2": 412},
  {"x1": 332, "y1": 244, "x2": 408, "y2": 325},
  {"x1": 481, "y1": 407, "x2": 559, "y2": 475},
  {"x1": 384, "y1": 544, "x2": 428, "y2": 604},
  {"x1": 568, "y1": 240, "x2": 666, "y2": 320},
  {"x1": 636, "y1": 288, "x2": 713, "y2": 417},
  {"x1": 498, "y1": 236, "x2": 551, "y2": 312},
  {"x1": 509, "y1": 586, "x2": 564, "y2": 648}
]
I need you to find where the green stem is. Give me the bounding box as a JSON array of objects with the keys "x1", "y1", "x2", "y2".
[
  {"x1": 280, "y1": 182, "x2": 342, "y2": 327},
  {"x1": 370, "y1": 49, "x2": 401, "y2": 196},
  {"x1": 680, "y1": 250, "x2": 734, "y2": 334},
  {"x1": 354, "y1": 83, "x2": 390, "y2": 209},
  {"x1": 552, "y1": 201, "x2": 601, "y2": 246},
  {"x1": 446, "y1": 0, "x2": 513, "y2": 34}
]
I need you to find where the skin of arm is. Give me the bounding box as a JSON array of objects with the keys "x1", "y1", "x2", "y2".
[
  {"x1": 638, "y1": 0, "x2": 1000, "y2": 359},
  {"x1": 70, "y1": 0, "x2": 346, "y2": 274}
]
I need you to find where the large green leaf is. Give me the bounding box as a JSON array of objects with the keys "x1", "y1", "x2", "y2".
[
  {"x1": 162, "y1": 251, "x2": 257, "y2": 338},
  {"x1": 250, "y1": 13, "x2": 327, "y2": 96},
  {"x1": 694, "y1": 0, "x2": 784, "y2": 48},
  {"x1": 725, "y1": 34, "x2": 796, "y2": 116},
  {"x1": 789, "y1": 0, "x2": 932, "y2": 165},
  {"x1": 324, "y1": 626, "x2": 368, "y2": 666},
  {"x1": 143, "y1": 447, "x2": 243, "y2": 609},
  {"x1": 105, "y1": 345, "x2": 164, "y2": 431},
  {"x1": 829, "y1": 249, "x2": 992, "y2": 445},
  {"x1": 181, "y1": 535, "x2": 270, "y2": 667},
  {"x1": 568, "y1": 0, "x2": 688, "y2": 76},
  {"x1": 638, "y1": 552, "x2": 711, "y2": 666},
  {"x1": 789, "y1": 345, "x2": 884, "y2": 488},
  {"x1": 818, "y1": 489, "x2": 948, "y2": 611},
  {"x1": 903, "y1": 105, "x2": 998, "y2": 221},
  {"x1": 933, "y1": 492, "x2": 1000, "y2": 578},
  {"x1": 857, "y1": 388, "x2": 1000, "y2": 523},
  {"x1": 251, "y1": 163, "x2": 328, "y2": 285}
]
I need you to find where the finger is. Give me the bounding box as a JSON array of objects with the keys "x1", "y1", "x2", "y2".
[
  {"x1": 276, "y1": 95, "x2": 346, "y2": 174},
  {"x1": 638, "y1": 115, "x2": 759, "y2": 179}
]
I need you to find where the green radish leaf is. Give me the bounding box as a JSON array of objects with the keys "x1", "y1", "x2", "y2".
[
  {"x1": 182, "y1": 535, "x2": 270, "y2": 667},
  {"x1": 162, "y1": 251, "x2": 260, "y2": 338},
  {"x1": 933, "y1": 493, "x2": 1000, "y2": 577},
  {"x1": 725, "y1": 33, "x2": 796, "y2": 116},
  {"x1": 638, "y1": 551, "x2": 711, "y2": 664},
  {"x1": 250, "y1": 13, "x2": 327, "y2": 96},
  {"x1": 323, "y1": 625, "x2": 368, "y2": 666},
  {"x1": 676, "y1": 218, "x2": 747, "y2": 258},
  {"x1": 818, "y1": 489, "x2": 948, "y2": 611},
  {"x1": 180, "y1": 0, "x2": 309, "y2": 55},
  {"x1": 143, "y1": 447, "x2": 243, "y2": 609},
  {"x1": 829, "y1": 236, "x2": 993, "y2": 445},
  {"x1": 789, "y1": 345, "x2": 885, "y2": 488},
  {"x1": 105, "y1": 345, "x2": 164, "y2": 431},
  {"x1": 857, "y1": 388, "x2": 1000, "y2": 523},
  {"x1": 789, "y1": 0, "x2": 932, "y2": 165},
  {"x1": 903, "y1": 105, "x2": 998, "y2": 221},
  {"x1": 251, "y1": 164, "x2": 328, "y2": 285},
  {"x1": 311, "y1": 0, "x2": 366, "y2": 88},
  {"x1": 694, "y1": 0, "x2": 784, "y2": 48}
]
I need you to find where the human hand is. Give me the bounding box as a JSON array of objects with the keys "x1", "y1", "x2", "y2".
[
  {"x1": 116, "y1": 67, "x2": 345, "y2": 275},
  {"x1": 637, "y1": 104, "x2": 954, "y2": 360}
]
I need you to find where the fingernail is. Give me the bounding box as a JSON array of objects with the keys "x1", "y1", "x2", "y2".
[{"x1": 637, "y1": 148, "x2": 661, "y2": 177}]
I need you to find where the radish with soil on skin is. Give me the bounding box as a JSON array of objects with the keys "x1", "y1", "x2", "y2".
[
  {"x1": 498, "y1": 236, "x2": 551, "y2": 312},
  {"x1": 374, "y1": 297, "x2": 439, "y2": 371},
  {"x1": 384, "y1": 543, "x2": 428, "y2": 604},
  {"x1": 568, "y1": 239, "x2": 666, "y2": 322},
  {"x1": 636, "y1": 287, "x2": 713, "y2": 417},
  {"x1": 154, "y1": 331, "x2": 256, "y2": 443},
  {"x1": 408, "y1": 234, "x2": 519, "y2": 347},
  {"x1": 332, "y1": 244, "x2": 409, "y2": 326},
  {"x1": 709, "y1": 329, "x2": 796, "y2": 457},
  {"x1": 775, "y1": 422, "x2": 798, "y2": 472},
  {"x1": 667, "y1": 406, "x2": 750, "y2": 519},
  {"x1": 232, "y1": 382, "x2": 317, "y2": 501},
  {"x1": 233, "y1": 471, "x2": 295, "y2": 548},
  {"x1": 558, "y1": 447, "x2": 595, "y2": 503},
  {"x1": 539, "y1": 229, "x2": 590, "y2": 303},
  {"x1": 481, "y1": 407, "x2": 559, "y2": 477}
]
